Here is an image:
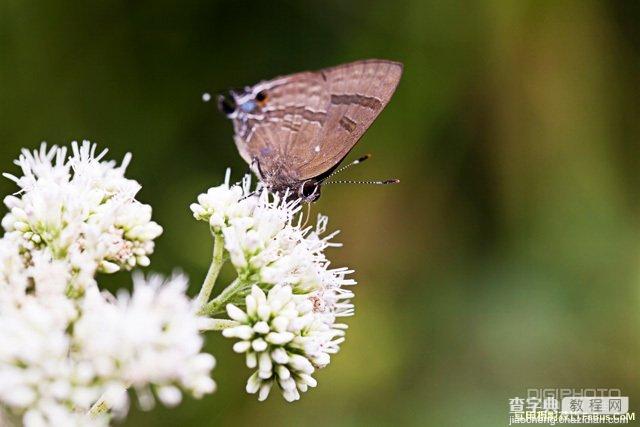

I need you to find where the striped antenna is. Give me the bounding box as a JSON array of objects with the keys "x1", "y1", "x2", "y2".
[
  {"x1": 323, "y1": 179, "x2": 400, "y2": 185},
  {"x1": 322, "y1": 154, "x2": 372, "y2": 181}
]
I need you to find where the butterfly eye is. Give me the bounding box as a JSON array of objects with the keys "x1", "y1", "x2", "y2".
[
  {"x1": 255, "y1": 91, "x2": 267, "y2": 102},
  {"x1": 217, "y1": 93, "x2": 237, "y2": 116},
  {"x1": 300, "y1": 180, "x2": 321, "y2": 202}
]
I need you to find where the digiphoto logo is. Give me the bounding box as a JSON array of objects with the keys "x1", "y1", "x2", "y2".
[{"x1": 508, "y1": 388, "x2": 635, "y2": 425}]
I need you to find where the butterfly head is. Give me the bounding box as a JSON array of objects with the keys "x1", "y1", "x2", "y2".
[
  {"x1": 217, "y1": 92, "x2": 238, "y2": 117},
  {"x1": 218, "y1": 88, "x2": 269, "y2": 119}
]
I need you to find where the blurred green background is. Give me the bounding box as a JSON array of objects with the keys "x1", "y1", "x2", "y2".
[{"x1": 2, "y1": 1, "x2": 640, "y2": 426}]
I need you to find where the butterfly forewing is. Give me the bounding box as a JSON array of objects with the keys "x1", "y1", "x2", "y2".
[
  {"x1": 229, "y1": 59, "x2": 402, "y2": 189},
  {"x1": 293, "y1": 60, "x2": 402, "y2": 180}
]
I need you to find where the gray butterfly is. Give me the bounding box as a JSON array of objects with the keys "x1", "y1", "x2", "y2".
[{"x1": 218, "y1": 59, "x2": 403, "y2": 202}]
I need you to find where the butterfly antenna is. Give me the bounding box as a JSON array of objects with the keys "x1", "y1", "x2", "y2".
[
  {"x1": 201, "y1": 89, "x2": 225, "y2": 103},
  {"x1": 202, "y1": 86, "x2": 243, "y2": 100},
  {"x1": 320, "y1": 154, "x2": 399, "y2": 187},
  {"x1": 322, "y1": 154, "x2": 372, "y2": 181},
  {"x1": 323, "y1": 179, "x2": 400, "y2": 186}
]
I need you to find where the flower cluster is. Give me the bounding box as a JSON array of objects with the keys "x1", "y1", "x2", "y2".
[
  {"x1": 191, "y1": 170, "x2": 257, "y2": 234},
  {"x1": 2, "y1": 141, "x2": 162, "y2": 293},
  {"x1": 223, "y1": 285, "x2": 346, "y2": 401},
  {"x1": 0, "y1": 291, "x2": 103, "y2": 427},
  {"x1": 75, "y1": 273, "x2": 216, "y2": 410},
  {"x1": 0, "y1": 271, "x2": 214, "y2": 426},
  {"x1": 0, "y1": 143, "x2": 215, "y2": 426},
  {"x1": 191, "y1": 171, "x2": 355, "y2": 401}
]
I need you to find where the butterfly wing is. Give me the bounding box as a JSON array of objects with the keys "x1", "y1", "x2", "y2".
[
  {"x1": 288, "y1": 59, "x2": 403, "y2": 180},
  {"x1": 229, "y1": 59, "x2": 403, "y2": 185}
]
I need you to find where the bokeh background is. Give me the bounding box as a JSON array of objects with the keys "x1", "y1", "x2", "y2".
[{"x1": 2, "y1": 1, "x2": 640, "y2": 426}]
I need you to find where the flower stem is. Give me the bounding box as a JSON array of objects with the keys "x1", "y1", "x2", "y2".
[
  {"x1": 199, "y1": 318, "x2": 239, "y2": 331},
  {"x1": 88, "y1": 398, "x2": 109, "y2": 418},
  {"x1": 196, "y1": 233, "x2": 226, "y2": 309},
  {"x1": 88, "y1": 382, "x2": 130, "y2": 418},
  {"x1": 198, "y1": 278, "x2": 247, "y2": 316}
]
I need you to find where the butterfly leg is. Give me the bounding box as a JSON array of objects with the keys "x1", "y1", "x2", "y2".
[
  {"x1": 300, "y1": 201, "x2": 312, "y2": 229},
  {"x1": 251, "y1": 157, "x2": 265, "y2": 181}
]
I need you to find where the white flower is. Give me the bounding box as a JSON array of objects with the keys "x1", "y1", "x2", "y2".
[
  {"x1": 220, "y1": 193, "x2": 298, "y2": 275},
  {"x1": 190, "y1": 169, "x2": 258, "y2": 232},
  {"x1": 0, "y1": 236, "x2": 77, "y2": 321},
  {"x1": 0, "y1": 235, "x2": 29, "y2": 300},
  {"x1": 222, "y1": 199, "x2": 356, "y2": 319},
  {"x1": 223, "y1": 285, "x2": 346, "y2": 402},
  {"x1": 192, "y1": 170, "x2": 356, "y2": 401},
  {"x1": 2, "y1": 141, "x2": 163, "y2": 285},
  {"x1": 0, "y1": 296, "x2": 108, "y2": 427},
  {"x1": 192, "y1": 171, "x2": 355, "y2": 301},
  {"x1": 93, "y1": 201, "x2": 162, "y2": 271},
  {"x1": 74, "y1": 272, "x2": 216, "y2": 411},
  {"x1": 0, "y1": 269, "x2": 216, "y2": 425},
  {"x1": 0, "y1": 142, "x2": 218, "y2": 425}
]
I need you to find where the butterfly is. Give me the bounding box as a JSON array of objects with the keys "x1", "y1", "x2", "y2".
[{"x1": 217, "y1": 59, "x2": 403, "y2": 202}]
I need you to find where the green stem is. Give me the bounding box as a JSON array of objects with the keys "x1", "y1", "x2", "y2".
[
  {"x1": 199, "y1": 318, "x2": 240, "y2": 331},
  {"x1": 198, "y1": 278, "x2": 248, "y2": 316},
  {"x1": 196, "y1": 233, "x2": 226, "y2": 309},
  {"x1": 88, "y1": 382, "x2": 130, "y2": 418},
  {"x1": 88, "y1": 399, "x2": 109, "y2": 418}
]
